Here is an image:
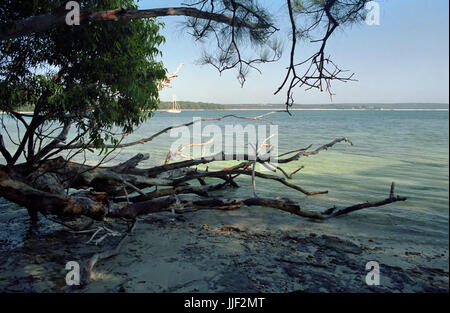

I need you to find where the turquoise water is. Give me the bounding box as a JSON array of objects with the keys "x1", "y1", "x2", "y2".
[{"x1": 1, "y1": 110, "x2": 449, "y2": 254}]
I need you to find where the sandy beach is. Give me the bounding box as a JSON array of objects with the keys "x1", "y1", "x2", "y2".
[
  {"x1": 1, "y1": 0, "x2": 449, "y2": 297},
  {"x1": 0, "y1": 204, "x2": 448, "y2": 293}
]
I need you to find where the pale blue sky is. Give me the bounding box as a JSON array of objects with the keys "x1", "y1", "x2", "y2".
[{"x1": 138, "y1": 0, "x2": 449, "y2": 105}]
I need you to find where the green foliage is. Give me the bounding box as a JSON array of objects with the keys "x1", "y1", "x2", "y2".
[
  {"x1": 293, "y1": 0, "x2": 305, "y2": 13},
  {"x1": 0, "y1": 0, "x2": 166, "y2": 150}
]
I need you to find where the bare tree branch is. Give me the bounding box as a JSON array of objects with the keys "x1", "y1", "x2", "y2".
[{"x1": 0, "y1": 6, "x2": 273, "y2": 41}]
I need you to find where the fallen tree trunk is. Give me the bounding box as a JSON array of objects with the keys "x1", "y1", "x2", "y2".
[
  {"x1": 0, "y1": 135, "x2": 406, "y2": 222},
  {"x1": 0, "y1": 166, "x2": 108, "y2": 220},
  {"x1": 0, "y1": 138, "x2": 406, "y2": 220},
  {"x1": 106, "y1": 185, "x2": 407, "y2": 220},
  {"x1": 0, "y1": 134, "x2": 408, "y2": 286}
]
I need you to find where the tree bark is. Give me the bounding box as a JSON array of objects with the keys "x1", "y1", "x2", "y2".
[
  {"x1": 0, "y1": 137, "x2": 406, "y2": 223},
  {"x1": 1, "y1": 7, "x2": 270, "y2": 41}
]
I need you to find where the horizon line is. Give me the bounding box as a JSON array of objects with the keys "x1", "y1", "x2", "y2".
[{"x1": 158, "y1": 101, "x2": 450, "y2": 106}]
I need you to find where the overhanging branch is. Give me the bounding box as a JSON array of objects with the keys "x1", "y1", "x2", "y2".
[{"x1": 0, "y1": 6, "x2": 272, "y2": 41}]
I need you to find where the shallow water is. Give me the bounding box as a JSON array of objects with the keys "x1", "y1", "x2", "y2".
[{"x1": 1, "y1": 110, "x2": 449, "y2": 259}]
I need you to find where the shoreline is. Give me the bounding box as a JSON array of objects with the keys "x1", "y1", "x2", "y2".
[
  {"x1": 156, "y1": 108, "x2": 450, "y2": 112},
  {"x1": 0, "y1": 109, "x2": 448, "y2": 293},
  {"x1": 2, "y1": 108, "x2": 449, "y2": 114},
  {"x1": 0, "y1": 207, "x2": 448, "y2": 293}
]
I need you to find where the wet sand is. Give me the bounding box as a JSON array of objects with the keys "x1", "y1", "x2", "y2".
[{"x1": 0, "y1": 205, "x2": 448, "y2": 293}]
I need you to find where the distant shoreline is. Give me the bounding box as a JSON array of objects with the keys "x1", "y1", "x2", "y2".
[
  {"x1": 1, "y1": 108, "x2": 448, "y2": 114},
  {"x1": 155, "y1": 108, "x2": 449, "y2": 112}
]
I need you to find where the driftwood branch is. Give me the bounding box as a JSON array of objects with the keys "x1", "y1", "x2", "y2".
[
  {"x1": 81, "y1": 219, "x2": 137, "y2": 285},
  {"x1": 1, "y1": 124, "x2": 407, "y2": 288},
  {"x1": 0, "y1": 136, "x2": 405, "y2": 222},
  {"x1": 107, "y1": 183, "x2": 406, "y2": 220}
]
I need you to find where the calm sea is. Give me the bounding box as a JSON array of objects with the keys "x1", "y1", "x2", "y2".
[{"x1": 1, "y1": 110, "x2": 449, "y2": 255}]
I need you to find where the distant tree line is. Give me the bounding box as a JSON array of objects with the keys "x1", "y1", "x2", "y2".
[{"x1": 158, "y1": 101, "x2": 223, "y2": 110}]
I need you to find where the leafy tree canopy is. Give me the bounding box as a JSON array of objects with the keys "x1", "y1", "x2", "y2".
[
  {"x1": 0, "y1": 0, "x2": 369, "y2": 165},
  {"x1": 0, "y1": 0, "x2": 166, "y2": 151}
]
